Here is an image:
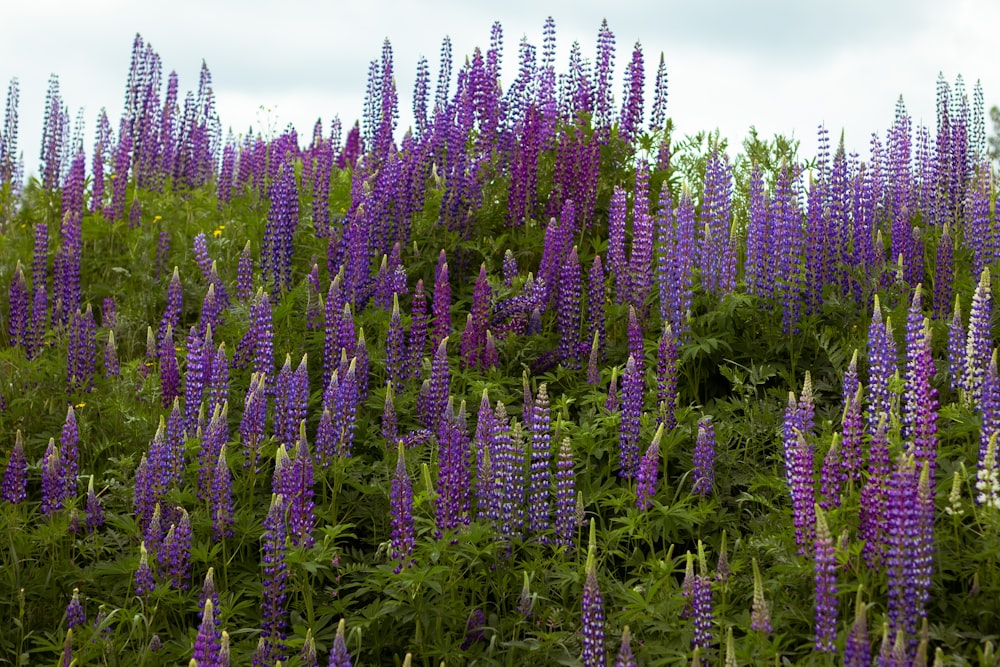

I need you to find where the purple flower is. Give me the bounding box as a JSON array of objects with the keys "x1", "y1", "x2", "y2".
[
  {"x1": 608, "y1": 187, "x2": 628, "y2": 304},
  {"x1": 7, "y1": 262, "x2": 29, "y2": 349},
  {"x1": 581, "y1": 521, "x2": 605, "y2": 667},
  {"x1": 240, "y1": 373, "x2": 267, "y2": 469},
  {"x1": 85, "y1": 475, "x2": 103, "y2": 532},
  {"x1": 104, "y1": 331, "x2": 120, "y2": 377},
  {"x1": 159, "y1": 267, "x2": 183, "y2": 346},
  {"x1": 553, "y1": 437, "x2": 576, "y2": 548},
  {"x1": 431, "y1": 252, "x2": 451, "y2": 352},
  {"x1": 42, "y1": 438, "x2": 64, "y2": 516},
  {"x1": 193, "y1": 599, "x2": 220, "y2": 667},
  {"x1": 260, "y1": 494, "x2": 289, "y2": 663},
  {"x1": 211, "y1": 445, "x2": 233, "y2": 539},
  {"x1": 619, "y1": 355, "x2": 643, "y2": 479},
  {"x1": 237, "y1": 241, "x2": 254, "y2": 303},
  {"x1": 163, "y1": 507, "x2": 192, "y2": 590},
  {"x1": 844, "y1": 591, "x2": 870, "y2": 667},
  {"x1": 636, "y1": 424, "x2": 663, "y2": 510},
  {"x1": 65, "y1": 588, "x2": 85, "y2": 629},
  {"x1": 386, "y1": 296, "x2": 406, "y2": 388},
  {"x1": 656, "y1": 325, "x2": 678, "y2": 429},
  {"x1": 67, "y1": 306, "x2": 97, "y2": 394},
  {"x1": 2, "y1": 429, "x2": 27, "y2": 504},
  {"x1": 407, "y1": 279, "x2": 428, "y2": 380},
  {"x1": 134, "y1": 543, "x2": 155, "y2": 597},
  {"x1": 784, "y1": 394, "x2": 816, "y2": 554},
  {"x1": 691, "y1": 574, "x2": 713, "y2": 652},
  {"x1": 948, "y1": 296, "x2": 966, "y2": 393},
  {"x1": 814, "y1": 506, "x2": 838, "y2": 652},
  {"x1": 503, "y1": 249, "x2": 518, "y2": 287},
  {"x1": 613, "y1": 625, "x2": 637, "y2": 667},
  {"x1": 390, "y1": 442, "x2": 415, "y2": 571},
  {"x1": 159, "y1": 324, "x2": 180, "y2": 408},
  {"x1": 750, "y1": 558, "x2": 772, "y2": 634},
  {"x1": 327, "y1": 619, "x2": 352, "y2": 667},
  {"x1": 965, "y1": 268, "x2": 992, "y2": 406},
  {"x1": 586, "y1": 254, "x2": 606, "y2": 362},
  {"x1": 692, "y1": 416, "x2": 715, "y2": 497},
  {"x1": 526, "y1": 384, "x2": 552, "y2": 537}
]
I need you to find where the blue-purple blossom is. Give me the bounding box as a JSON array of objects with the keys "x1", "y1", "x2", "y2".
[
  {"x1": 692, "y1": 416, "x2": 715, "y2": 497},
  {"x1": 814, "y1": 506, "x2": 838, "y2": 652},
  {"x1": 390, "y1": 441, "x2": 415, "y2": 571},
  {"x1": 2, "y1": 430, "x2": 27, "y2": 504},
  {"x1": 581, "y1": 520, "x2": 605, "y2": 667}
]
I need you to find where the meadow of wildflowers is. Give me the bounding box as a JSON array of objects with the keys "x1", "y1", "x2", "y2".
[{"x1": 1, "y1": 17, "x2": 1000, "y2": 667}]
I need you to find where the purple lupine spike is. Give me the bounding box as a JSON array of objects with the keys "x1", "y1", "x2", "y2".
[
  {"x1": 608, "y1": 186, "x2": 628, "y2": 304},
  {"x1": 386, "y1": 295, "x2": 406, "y2": 388},
  {"x1": 503, "y1": 249, "x2": 518, "y2": 287},
  {"x1": 664, "y1": 184, "x2": 697, "y2": 336},
  {"x1": 885, "y1": 455, "x2": 921, "y2": 645},
  {"x1": 192, "y1": 598, "x2": 220, "y2": 667},
  {"x1": 67, "y1": 306, "x2": 97, "y2": 394},
  {"x1": 593, "y1": 19, "x2": 617, "y2": 134},
  {"x1": 333, "y1": 359, "x2": 359, "y2": 457},
  {"x1": 581, "y1": 520, "x2": 605, "y2": 667},
  {"x1": 691, "y1": 572, "x2": 713, "y2": 652},
  {"x1": 814, "y1": 506, "x2": 838, "y2": 653},
  {"x1": 431, "y1": 254, "x2": 451, "y2": 352},
  {"x1": 408, "y1": 278, "x2": 428, "y2": 380},
  {"x1": 859, "y1": 415, "x2": 891, "y2": 568},
  {"x1": 274, "y1": 354, "x2": 301, "y2": 446},
  {"x1": 619, "y1": 355, "x2": 643, "y2": 479},
  {"x1": 288, "y1": 423, "x2": 316, "y2": 548},
  {"x1": 586, "y1": 254, "x2": 606, "y2": 360},
  {"x1": 483, "y1": 330, "x2": 499, "y2": 369},
  {"x1": 210, "y1": 444, "x2": 233, "y2": 539},
  {"x1": 586, "y1": 331, "x2": 601, "y2": 385},
  {"x1": 65, "y1": 588, "x2": 85, "y2": 629},
  {"x1": 964, "y1": 268, "x2": 992, "y2": 407},
  {"x1": 784, "y1": 394, "x2": 816, "y2": 554},
  {"x1": 28, "y1": 281, "x2": 48, "y2": 360},
  {"x1": 474, "y1": 390, "x2": 499, "y2": 525},
  {"x1": 656, "y1": 324, "x2": 679, "y2": 428},
  {"x1": 819, "y1": 433, "x2": 844, "y2": 511},
  {"x1": 250, "y1": 290, "x2": 274, "y2": 382},
  {"x1": 104, "y1": 330, "x2": 120, "y2": 377},
  {"x1": 526, "y1": 384, "x2": 552, "y2": 537},
  {"x1": 605, "y1": 366, "x2": 619, "y2": 413},
  {"x1": 163, "y1": 507, "x2": 192, "y2": 590},
  {"x1": 947, "y1": 296, "x2": 966, "y2": 393},
  {"x1": 237, "y1": 241, "x2": 254, "y2": 303},
  {"x1": 7, "y1": 260, "x2": 28, "y2": 357},
  {"x1": 207, "y1": 342, "x2": 229, "y2": 417},
  {"x1": 2, "y1": 430, "x2": 28, "y2": 504},
  {"x1": 263, "y1": 161, "x2": 298, "y2": 295},
  {"x1": 841, "y1": 380, "x2": 864, "y2": 485},
  {"x1": 557, "y1": 247, "x2": 582, "y2": 368},
  {"x1": 41, "y1": 438, "x2": 64, "y2": 516},
  {"x1": 692, "y1": 416, "x2": 716, "y2": 497},
  {"x1": 613, "y1": 625, "x2": 637, "y2": 667},
  {"x1": 240, "y1": 372, "x2": 267, "y2": 469},
  {"x1": 493, "y1": 402, "x2": 524, "y2": 541},
  {"x1": 134, "y1": 543, "x2": 155, "y2": 597},
  {"x1": 425, "y1": 337, "x2": 450, "y2": 434},
  {"x1": 198, "y1": 404, "x2": 228, "y2": 501},
  {"x1": 381, "y1": 381, "x2": 398, "y2": 444},
  {"x1": 260, "y1": 494, "x2": 289, "y2": 664},
  {"x1": 553, "y1": 436, "x2": 575, "y2": 548},
  {"x1": 978, "y1": 353, "x2": 1000, "y2": 491},
  {"x1": 867, "y1": 296, "x2": 898, "y2": 428},
  {"x1": 390, "y1": 441, "x2": 415, "y2": 572},
  {"x1": 698, "y1": 147, "x2": 735, "y2": 297},
  {"x1": 618, "y1": 42, "x2": 644, "y2": 144},
  {"x1": 636, "y1": 423, "x2": 664, "y2": 510},
  {"x1": 844, "y1": 591, "x2": 870, "y2": 667},
  {"x1": 84, "y1": 475, "x2": 103, "y2": 532},
  {"x1": 183, "y1": 325, "x2": 206, "y2": 436},
  {"x1": 327, "y1": 619, "x2": 352, "y2": 667},
  {"x1": 628, "y1": 162, "x2": 653, "y2": 313},
  {"x1": 909, "y1": 317, "x2": 939, "y2": 474},
  {"x1": 750, "y1": 558, "x2": 772, "y2": 634},
  {"x1": 902, "y1": 288, "x2": 925, "y2": 440},
  {"x1": 60, "y1": 404, "x2": 79, "y2": 500}
]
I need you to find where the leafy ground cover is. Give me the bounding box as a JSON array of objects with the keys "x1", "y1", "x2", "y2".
[{"x1": 0, "y1": 18, "x2": 999, "y2": 667}]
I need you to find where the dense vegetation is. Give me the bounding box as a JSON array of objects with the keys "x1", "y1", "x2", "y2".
[{"x1": 0, "y1": 17, "x2": 998, "y2": 667}]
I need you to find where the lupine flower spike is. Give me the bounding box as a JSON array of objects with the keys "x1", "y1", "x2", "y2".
[{"x1": 581, "y1": 518, "x2": 605, "y2": 667}]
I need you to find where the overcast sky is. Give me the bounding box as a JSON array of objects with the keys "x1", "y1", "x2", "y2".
[{"x1": 2, "y1": 0, "x2": 997, "y2": 178}]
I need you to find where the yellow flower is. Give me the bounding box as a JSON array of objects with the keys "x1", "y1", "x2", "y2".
[
  {"x1": 74, "y1": 402, "x2": 86, "y2": 409},
  {"x1": 153, "y1": 215, "x2": 162, "y2": 224},
  {"x1": 213, "y1": 229, "x2": 222, "y2": 237}
]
